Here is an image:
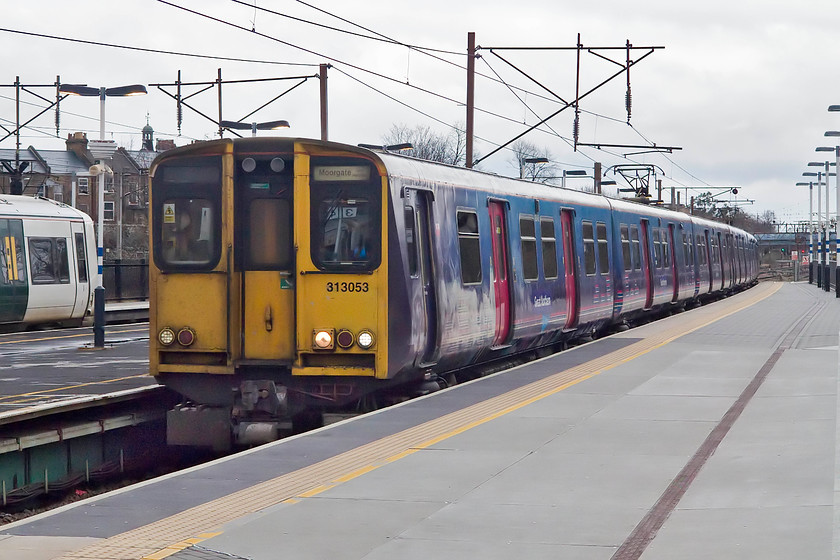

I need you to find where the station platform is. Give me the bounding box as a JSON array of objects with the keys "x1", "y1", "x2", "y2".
[{"x1": 1, "y1": 281, "x2": 837, "y2": 560}]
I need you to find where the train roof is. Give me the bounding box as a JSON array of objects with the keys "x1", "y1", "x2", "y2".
[
  {"x1": 151, "y1": 137, "x2": 755, "y2": 241},
  {"x1": 0, "y1": 195, "x2": 92, "y2": 222},
  {"x1": 372, "y1": 149, "x2": 755, "y2": 240}
]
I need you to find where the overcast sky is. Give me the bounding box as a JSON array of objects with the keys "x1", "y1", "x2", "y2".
[{"x1": 2, "y1": 0, "x2": 839, "y2": 224}]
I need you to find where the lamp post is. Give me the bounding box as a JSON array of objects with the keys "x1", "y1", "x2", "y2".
[
  {"x1": 59, "y1": 83, "x2": 147, "y2": 349},
  {"x1": 808, "y1": 161, "x2": 836, "y2": 291},
  {"x1": 220, "y1": 119, "x2": 290, "y2": 137},
  {"x1": 803, "y1": 171, "x2": 822, "y2": 285},
  {"x1": 824, "y1": 124, "x2": 840, "y2": 294},
  {"x1": 796, "y1": 181, "x2": 813, "y2": 282}
]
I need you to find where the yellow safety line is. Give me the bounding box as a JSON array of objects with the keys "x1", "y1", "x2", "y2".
[
  {"x1": 0, "y1": 373, "x2": 152, "y2": 403},
  {"x1": 0, "y1": 325, "x2": 148, "y2": 346},
  {"x1": 56, "y1": 282, "x2": 781, "y2": 560}
]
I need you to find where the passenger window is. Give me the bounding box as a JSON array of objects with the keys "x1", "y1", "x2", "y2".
[
  {"x1": 520, "y1": 216, "x2": 538, "y2": 281},
  {"x1": 540, "y1": 218, "x2": 558, "y2": 280},
  {"x1": 404, "y1": 207, "x2": 418, "y2": 277},
  {"x1": 582, "y1": 221, "x2": 596, "y2": 276},
  {"x1": 620, "y1": 225, "x2": 631, "y2": 272},
  {"x1": 457, "y1": 210, "x2": 482, "y2": 285},
  {"x1": 630, "y1": 226, "x2": 641, "y2": 271},
  {"x1": 653, "y1": 230, "x2": 662, "y2": 269},
  {"x1": 74, "y1": 233, "x2": 88, "y2": 283},
  {"x1": 662, "y1": 230, "x2": 671, "y2": 269},
  {"x1": 56, "y1": 238, "x2": 70, "y2": 283},
  {"x1": 596, "y1": 222, "x2": 609, "y2": 275}
]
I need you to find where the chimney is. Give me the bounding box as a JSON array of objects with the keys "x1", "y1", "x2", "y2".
[{"x1": 66, "y1": 132, "x2": 94, "y2": 166}]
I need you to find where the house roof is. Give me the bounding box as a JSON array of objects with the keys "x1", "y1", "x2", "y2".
[{"x1": 0, "y1": 147, "x2": 89, "y2": 176}]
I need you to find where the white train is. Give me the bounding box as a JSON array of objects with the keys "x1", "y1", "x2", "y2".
[{"x1": 0, "y1": 195, "x2": 97, "y2": 327}]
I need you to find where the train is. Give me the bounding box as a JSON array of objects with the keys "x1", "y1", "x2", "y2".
[
  {"x1": 148, "y1": 137, "x2": 759, "y2": 450},
  {"x1": 0, "y1": 195, "x2": 96, "y2": 328}
]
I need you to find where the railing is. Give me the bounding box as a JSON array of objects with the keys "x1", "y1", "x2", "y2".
[{"x1": 103, "y1": 260, "x2": 148, "y2": 302}]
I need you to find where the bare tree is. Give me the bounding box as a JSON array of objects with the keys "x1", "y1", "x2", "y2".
[
  {"x1": 382, "y1": 123, "x2": 468, "y2": 166},
  {"x1": 509, "y1": 140, "x2": 558, "y2": 182}
]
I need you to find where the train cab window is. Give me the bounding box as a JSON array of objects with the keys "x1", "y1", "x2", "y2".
[
  {"x1": 540, "y1": 218, "x2": 558, "y2": 279},
  {"x1": 28, "y1": 237, "x2": 70, "y2": 285},
  {"x1": 310, "y1": 158, "x2": 381, "y2": 272},
  {"x1": 404, "y1": 207, "x2": 419, "y2": 277},
  {"x1": 620, "y1": 225, "x2": 631, "y2": 272},
  {"x1": 596, "y1": 222, "x2": 609, "y2": 275},
  {"x1": 582, "y1": 221, "x2": 596, "y2": 276},
  {"x1": 630, "y1": 226, "x2": 641, "y2": 271},
  {"x1": 152, "y1": 156, "x2": 222, "y2": 271},
  {"x1": 520, "y1": 216, "x2": 538, "y2": 281},
  {"x1": 0, "y1": 221, "x2": 26, "y2": 285},
  {"x1": 161, "y1": 198, "x2": 216, "y2": 266},
  {"x1": 457, "y1": 210, "x2": 482, "y2": 284},
  {"x1": 74, "y1": 233, "x2": 88, "y2": 283}
]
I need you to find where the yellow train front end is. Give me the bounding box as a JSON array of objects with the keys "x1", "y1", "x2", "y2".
[{"x1": 149, "y1": 138, "x2": 389, "y2": 450}]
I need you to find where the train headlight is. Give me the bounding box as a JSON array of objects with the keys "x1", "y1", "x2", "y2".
[
  {"x1": 357, "y1": 330, "x2": 375, "y2": 349},
  {"x1": 313, "y1": 329, "x2": 334, "y2": 350},
  {"x1": 158, "y1": 327, "x2": 176, "y2": 346},
  {"x1": 336, "y1": 329, "x2": 354, "y2": 349},
  {"x1": 177, "y1": 327, "x2": 196, "y2": 347}
]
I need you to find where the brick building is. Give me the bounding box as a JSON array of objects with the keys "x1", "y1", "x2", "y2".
[{"x1": 0, "y1": 124, "x2": 171, "y2": 261}]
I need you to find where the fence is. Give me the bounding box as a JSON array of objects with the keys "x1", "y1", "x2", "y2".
[{"x1": 103, "y1": 260, "x2": 148, "y2": 302}]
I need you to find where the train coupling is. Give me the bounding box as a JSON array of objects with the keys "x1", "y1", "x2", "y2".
[{"x1": 239, "y1": 380, "x2": 288, "y2": 416}]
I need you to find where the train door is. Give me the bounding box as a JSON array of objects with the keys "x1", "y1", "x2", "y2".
[
  {"x1": 667, "y1": 224, "x2": 679, "y2": 302},
  {"x1": 0, "y1": 218, "x2": 27, "y2": 323},
  {"x1": 70, "y1": 223, "x2": 91, "y2": 319},
  {"x1": 560, "y1": 209, "x2": 578, "y2": 328},
  {"x1": 415, "y1": 191, "x2": 439, "y2": 365},
  {"x1": 488, "y1": 201, "x2": 512, "y2": 346},
  {"x1": 704, "y1": 230, "x2": 714, "y2": 293},
  {"x1": 717, "y1": 232, "x2": 725, "y2": 290},
  {"x1": 237, "y1": 154, "x2": 295, "y2": 362},
  {"x1": 640, "y1": 220, "x2": 654, "y2": 309}
]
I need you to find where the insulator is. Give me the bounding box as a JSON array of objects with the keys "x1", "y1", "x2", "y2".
[
  {"x1": 573, "y1": 115, "x2": 580, "y2": 144},
  {"x1": 176, "y1": 101, "x2": 183, "y2": 134},
  {"x1": 55, "y1": 107, "x2": 60, "y2": 137},
  {"x1": 625, "y1": 88, "x2": 632, "y2": 121}
]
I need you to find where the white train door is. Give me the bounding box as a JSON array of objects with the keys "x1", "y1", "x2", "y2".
[{"x1": 71, "y1": 222, "x2": 91, "y2": 319}]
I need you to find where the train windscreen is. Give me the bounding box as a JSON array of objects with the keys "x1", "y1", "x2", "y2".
[
  {"x1": 309, "y1": 157, "x2": 381, "y2": 272},
  {"x1": 152, "y1": 156, "x2": 222, "y2": 271}
]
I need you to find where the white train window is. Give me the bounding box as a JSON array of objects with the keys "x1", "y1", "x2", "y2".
[{"x1": 28, "y1": 237, "x2": 70, "y2": 285}]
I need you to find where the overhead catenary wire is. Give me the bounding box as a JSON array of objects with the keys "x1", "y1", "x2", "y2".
[
  {"x1": 0, "y1": 5, "x2": 713, "y2": 191},
  {"x1": 0, "y1": 27, "x2": 318, "y2": 67}
]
